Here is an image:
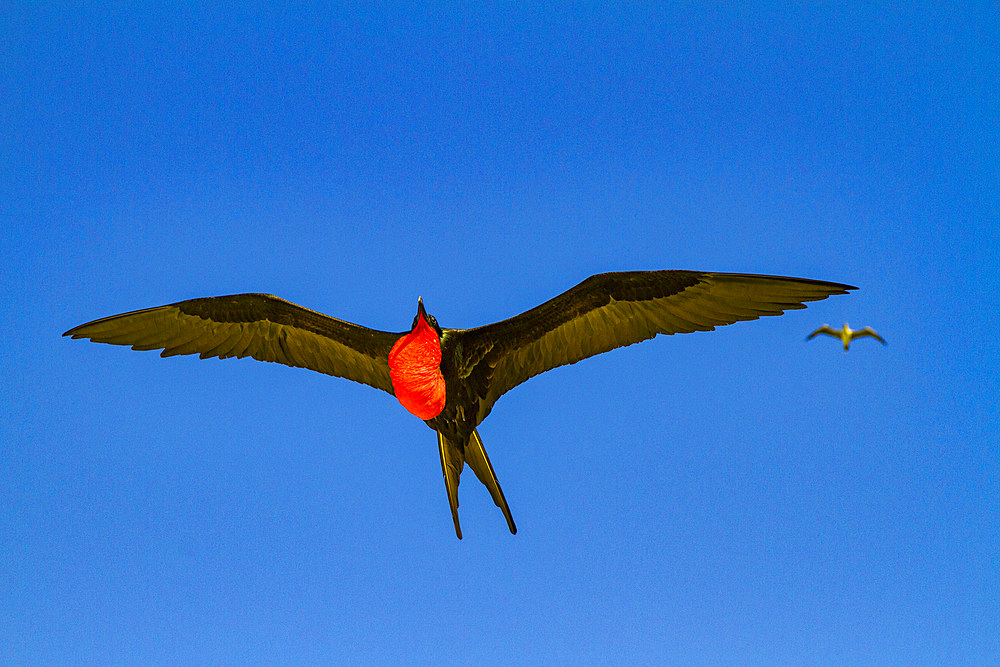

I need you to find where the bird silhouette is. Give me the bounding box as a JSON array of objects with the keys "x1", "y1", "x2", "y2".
[
  {"x1": 807, "y1": 323, "x2": 885, "y2": 351},
  {"x1": 65, "y1": 270, "x2": 855, "y2": 537}
]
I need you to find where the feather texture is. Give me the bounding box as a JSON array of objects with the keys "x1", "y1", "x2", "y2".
[
  {"x1": 65, "y1": 270, "x2": 856, "y2": 538},
  {"x1": 449, "y1": 271, "x2": 855, "y2": 421},
  {"x1": 64, "y1": 293, "x2": 400, "y2": 394}
]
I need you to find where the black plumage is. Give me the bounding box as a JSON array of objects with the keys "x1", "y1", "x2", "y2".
[{"x1": 65, "y1": 270, "x2": 855, "y2": 538}]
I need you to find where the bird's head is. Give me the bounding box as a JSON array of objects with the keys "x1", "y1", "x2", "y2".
[{"x1": 412, "y1": 297, "x2": 442, "y2": 335}]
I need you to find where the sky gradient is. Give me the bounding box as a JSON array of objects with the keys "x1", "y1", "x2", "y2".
[{"x1": 3, "y1": 4, "x2": 997, "y2": 663}]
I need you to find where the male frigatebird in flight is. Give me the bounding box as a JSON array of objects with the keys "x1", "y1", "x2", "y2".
[{"x1": 65, "y1": 270, "x2": 855, "y2": 538}]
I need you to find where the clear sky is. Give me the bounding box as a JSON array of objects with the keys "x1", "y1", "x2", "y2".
[{"x1": 3, "y1": 4, "x2": 997, "y2": 664}]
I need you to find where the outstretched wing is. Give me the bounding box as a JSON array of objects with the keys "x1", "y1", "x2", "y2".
[
  {"x1": 455, "y1": 271, "x2": 856, "y2": 419},
  {"x1": 64, "y1": 293, "x2": 401, "y2": 394},
  {"x1": 807, "y1": 325, "x2": 841, "y2": 340},
  {"x1": 853, "y1": 327, "x2": 887, "y2": 345}
]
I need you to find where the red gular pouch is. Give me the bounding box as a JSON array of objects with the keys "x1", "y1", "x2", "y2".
[{"x1": 388, "y1": 313, "x2": 446, "y2": 420}]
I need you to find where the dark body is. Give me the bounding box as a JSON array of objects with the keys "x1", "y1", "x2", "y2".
[{"x1": 65, "y1": 269, "x2": 855, "y2": 538}]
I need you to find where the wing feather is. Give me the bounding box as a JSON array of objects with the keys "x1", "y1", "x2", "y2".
[
  {"x1": 227, "y1": 322, "x2": 259, "y2": 359},
  {"x1": 807, "y1": 325, "x2": 840, "y2": 340},
  {"x1": 854, "y1": 328, "x2": 887, "y2": 344},
  {"x1": 64, "y1": 293, "x2": 401, "y2": 394},
  {"x1": 199, "y1": 324, "x2": 245, "y2": 359},
  {"x1": 161, "y1": 326, "x2": 220, "y2": 357}
]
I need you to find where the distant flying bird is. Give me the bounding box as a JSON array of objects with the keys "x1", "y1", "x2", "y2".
[
  {"x1": 65, "y1": 270, "x2": 854, "y2": 538},
  {"x1": 807, "y1": 323, "x2": 886, "y2": 351}
]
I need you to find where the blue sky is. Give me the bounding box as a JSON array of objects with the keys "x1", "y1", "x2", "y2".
[{"x1": 3, "y1": 3, "x2": 997, "y2": 663}]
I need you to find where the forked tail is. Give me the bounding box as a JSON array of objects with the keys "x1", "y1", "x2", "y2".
[{"x1": 437, "y1": 429, "x2": 517, "y2": 539}]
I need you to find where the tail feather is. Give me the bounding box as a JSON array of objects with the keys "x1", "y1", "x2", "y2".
[
  {"x1": 465, "y1": 430, "x2": 517, "y2": 535},
  {"x1": 436, "y1": 429, "x2": 517, "y2": 539},
  {"x1": 437, "y1": 432, "x2": 464, "y2": 539}
]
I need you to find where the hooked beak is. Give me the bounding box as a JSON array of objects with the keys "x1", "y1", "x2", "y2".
[{"x1": 417, "y1": 297, "x2": 426, "y2": 318}]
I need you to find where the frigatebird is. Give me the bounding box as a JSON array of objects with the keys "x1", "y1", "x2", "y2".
[
  {"x1": 807, "y1": 323, "x2": 885, "y2": 351},
  {"x1": 64, "y1": 270, "x2": 855, "y2": 538}
]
